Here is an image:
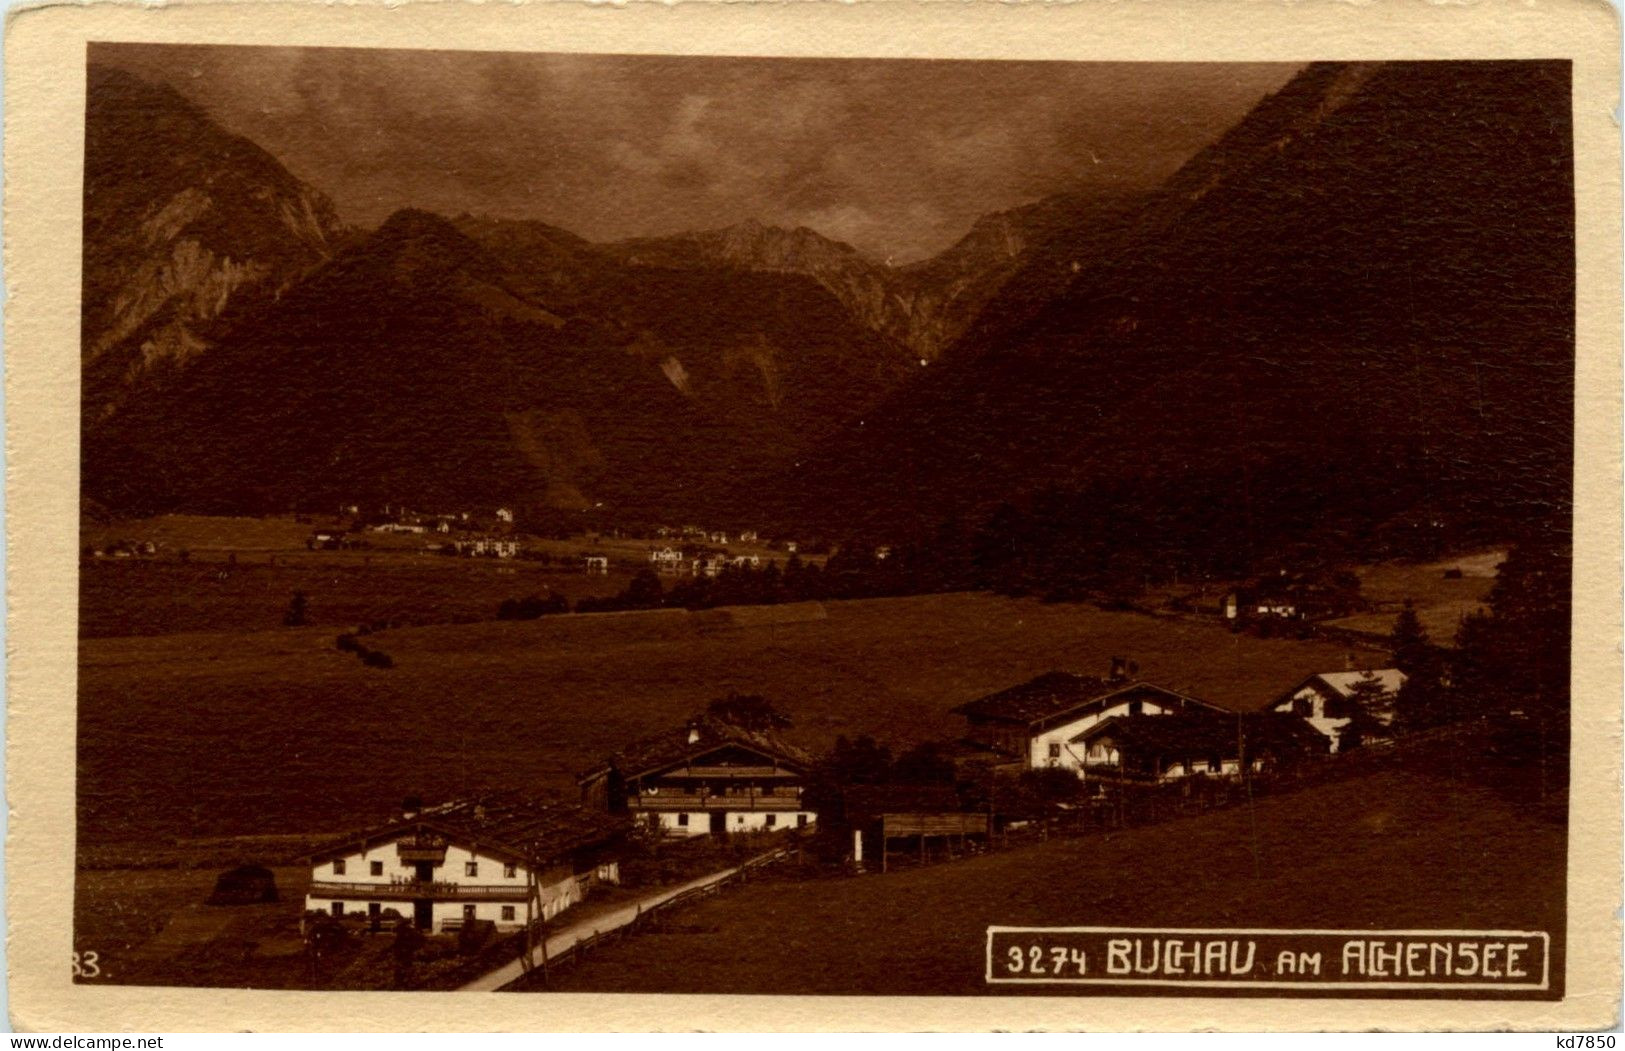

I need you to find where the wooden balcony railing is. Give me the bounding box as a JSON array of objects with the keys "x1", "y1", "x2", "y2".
[
  {"x1": 307, "y1": 880, "x2": 531, "y2": 902},
  {"x1": 627, "y1": 792, "x2": 802, "y2": 812}
]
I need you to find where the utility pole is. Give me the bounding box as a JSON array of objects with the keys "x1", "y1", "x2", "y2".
[{"x1": 1240, "y1": 712, "x2": 1261, "y2": 880}]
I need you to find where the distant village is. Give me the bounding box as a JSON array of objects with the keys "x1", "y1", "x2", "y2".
[
  {"x1": 301, "y1": 505, "x2": 793, "y2": 575},
  {"x1": 86, "y1": 500, "x2": 1426, "y2": 638}
]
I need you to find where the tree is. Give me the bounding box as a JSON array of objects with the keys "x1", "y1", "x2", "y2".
[
  {"x1": 625, "y1": 568, "x2": 664, "y2": 609},
  {"x1": 801, "y1": 735, "x2": 895, "y2": 846},
  {"x1": 390, "y1": 921, "x2": 425, "y2": 987},
  {"x1": 822, "y1": 735, "x2": 893, "y2": 785},
  {"x1": 1390, "y1": 601, "x2": 1430, "y2": 674},
  {"x1": 971, "y1": 502, "x2": 1028, "y2": 592},
  {"x1": 1391, "y1": 601, "x2": 1448, "y2": 731},
  {"x1": 1452, "y1": 534, "x2": 1571, "y2": 796},
  {"x1": 1453, "y1": 537, "x2": 1570, "y2": 716},
  {"x1": 891, "y1": 741, "x2": 956, "y2": 784},
  {"x1": 1337, "y1": 671, "x2": 1394, "y2": 750},
  {"x1": 759, "y1": 560, "x2": 784, "y2": 604},
  {"x1": 283, "y1": 591, "x2": 309, "y2": 627}
]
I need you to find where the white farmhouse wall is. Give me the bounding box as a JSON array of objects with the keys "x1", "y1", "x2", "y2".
[
  {"x1": 647, "y1": 810, "x2": 816, "y2": 837},
  {"x1": 305, "y1": 844, "x2": 598, "y2": 935},
  {"x1": 1028, "y1": 698, "x2": 1178, "y2": 771},
  {"x1": 1153, "y1": 757, "x2": 1261, "y2": 781},
  {"x1": 314, "y1": 840, "x2": 532, "y2": 889},
  {"x1": 725, "y1": 810, "x2": 815, "y2": 833},
  {"x1": 305, "y1": 834, "x2": 568, "y2": 933},
  {"x1": 1270, "y1": 686, "x2": 1352, "y2": 754},
  {"x1": 649, "y1": 811, "x2": 713, "y2": 836},
  {"x1": 307, "y1": 866, "x2": 589, "y2": 933}
]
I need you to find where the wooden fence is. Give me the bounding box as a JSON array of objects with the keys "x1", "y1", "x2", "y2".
[
  {"x1": 990, "y1": 717, "x2": 1504, "y2": 843},
  {"x1": 513, "y1": 847, "x2": 789, "y2": 988}
]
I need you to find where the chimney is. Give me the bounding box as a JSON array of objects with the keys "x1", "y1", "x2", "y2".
[
  {"x1": 1109, "y1": 656, "x2": 1127, "y2": 681},
  {"x1": 401, "y1": 795, "x2": 422, "y2": 821},
  {"x1": 687, "y1": 724, "x2": 701, "y2": 745},
  {"x1": 1344, "y1": 652, "x2": 1355, "y2": 671}
]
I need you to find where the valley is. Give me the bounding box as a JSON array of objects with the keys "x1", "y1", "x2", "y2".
[{"x1": 68, "y1": 50, "x2": 1576, "y2": 1002}]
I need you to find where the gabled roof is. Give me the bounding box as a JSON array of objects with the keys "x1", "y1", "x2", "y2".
[
  {"x1": 306, "y1": 792, "x2": 629, "y2": 868},
  {"x1": 1073, "y1": 712, "x2": 1328, "y2": 757},
  {"x1": 1273, "y1": 668, "x2": 1406, "y2": 706},
  {"x1": 951, "y1": 673, "x2": 1220, "y2": 727},
  {"x1": 580, "y1": 716, "x2": 816, "y2": 784},
  {"x1": 1313, "y1": 669, "x2": 1406, "y2": 696}
]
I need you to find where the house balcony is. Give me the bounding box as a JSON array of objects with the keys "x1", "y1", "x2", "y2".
[{"x1": 307, "y1": 880, "x2": 532, "y2": 902}]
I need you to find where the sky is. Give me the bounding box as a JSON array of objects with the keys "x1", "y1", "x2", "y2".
[{"x1": 93, "y1": 44, "x2": 1300, "y2": 263}]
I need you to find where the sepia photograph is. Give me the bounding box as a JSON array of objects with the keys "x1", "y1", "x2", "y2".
[
  {"x1": 65, "y1": 41, "x2": 1583, "y2": 1001},
  {"x1": 3, "y1": 2, "x2": 1616, "y2": 1028}
]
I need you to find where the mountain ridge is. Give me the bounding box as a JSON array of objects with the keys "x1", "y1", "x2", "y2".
[
  {"x1": 83, "y1": 203, "x2": 917, "y2": 521},
  {"x1": 775, "y1": 60, "x2": 1574, "y2": 561},
  {"x1": 81, "y1": 64, "x2": 346, "y2": 419},
  {"x1": 82, "y1": 59, "x2": 1573, "y2": 564}
]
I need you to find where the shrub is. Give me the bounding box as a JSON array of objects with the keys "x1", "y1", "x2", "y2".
[
  {"x1": 457, "y1": 919, "x2": 496, "y2": 955},
  {"x1": 206, "y1": 864, "x2": 279, "y2": 906},
  {"x1": 496, "y1": 593, "x2": 569, "y2": 621}
]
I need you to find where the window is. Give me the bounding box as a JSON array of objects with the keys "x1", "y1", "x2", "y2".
[
  {"x1": 1047, "y1": 743, "x2": 1061, "y2": 759},
  {"x1": 368, "y1": 903, "x2": 381, "y2": 918},
  {"x1": 501, "y1": 906, "x2": 516, "y2": 922},
  {"x1": 370, "y1": 861, "x2": 383, "y2": 876},
  {"x1": 677, "y1": 813, "x2": 689, "y2": 827},
  {"x1": 465, "y1": 861, "x2": 479, "y2": 877},
  {"x1": 1128, "y1": 701, "x2": 1143, "y2": 716},
  {"x1": 503, "y1": 863, "x2": 517, "y2": 878},
  {"x1": 332, "y1": 859, "x2": 346, "y2": 875},
  {"x1": 330, "y1": 902, "x2": 344, "y2": 917},
  {"x1": 463, "y1": 904, "x2": 477, "y2": 920},
  {"x1": 766, "y1": 814, "x2": 777, "y2": 827},
  {"x1": 1209, "y1": 757, "x2": 1222, "y2": 773},
  {"x1": 797, "y1": 814, "x2": 809, "y2": 828},
  {"x1": 1292, "y1": 698, "x2": 1312, "y2": 717}
]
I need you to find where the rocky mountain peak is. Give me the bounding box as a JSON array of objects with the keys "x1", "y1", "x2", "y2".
[{"x1": 82, "y1": 63, "x2": 345, "y2": 416}]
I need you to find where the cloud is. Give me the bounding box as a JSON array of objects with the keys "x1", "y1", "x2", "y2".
[{"x1": 90, "y1": 44, "x2": 1301, "y2": 262}]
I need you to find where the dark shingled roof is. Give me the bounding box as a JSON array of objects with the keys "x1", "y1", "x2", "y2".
[
  {"x1": 307, "y1": 792, "x2": 629, "y2": 867},
  {"x1": 951, "y1": 673, "x2": 1216, "y2": 726},
  {"x1": 1075, "y1": 712, "x2": 1329, "y2": 757},
  {"x1": 580, "y1": 716, "x2": 816, "y2": 783}
]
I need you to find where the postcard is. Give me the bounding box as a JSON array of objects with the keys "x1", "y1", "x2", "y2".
[{"x1": 5, "y1": 0, "x2": 1619, "y2": 1032}]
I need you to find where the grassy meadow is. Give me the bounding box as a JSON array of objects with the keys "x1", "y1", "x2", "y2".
[
  {"x1": 78, "y1": 591, "x2": 1379, "y2": 849},
  {"x1": 79, "y1": 556, "x2": 638, "y2": 638},
  {"x1": 79, "y1": 515, "x2": 804, "y2": 638},
  {"x1": 75, "y1": 517, "x2": 1541, "y2": 995},
  {"x1": 1325, "y1": 550, "x2": 1502, "y2": 642}
]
